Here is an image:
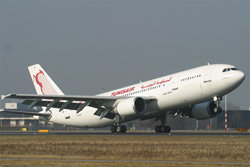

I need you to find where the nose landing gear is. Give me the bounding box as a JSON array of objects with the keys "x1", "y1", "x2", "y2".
[{"x1": 213, "y1": 96, "x2": 223, "y2": 114}]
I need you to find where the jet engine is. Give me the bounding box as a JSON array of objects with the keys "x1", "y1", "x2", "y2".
[
  {"x1": 187, "y1": 101, "x2": 222, "y2": 120},
  {"x1": 114, "y1": 97, "x2": 146, "y2": 116}
]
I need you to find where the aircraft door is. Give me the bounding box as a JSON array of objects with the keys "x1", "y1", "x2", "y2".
[
  {"x1": 171, "y1": 79, "x2": 185, "y2": 104},
  {"x1": 202, "y1": 69, "x2": 213, "y2": 97},
  {"x1": 172, "y1": 81, "x2": 178, "y2": 91}
]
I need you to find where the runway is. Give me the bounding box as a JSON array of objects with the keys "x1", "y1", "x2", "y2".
[{"x1": 0, "y1": 130, "x2": 249, "y2": 136}]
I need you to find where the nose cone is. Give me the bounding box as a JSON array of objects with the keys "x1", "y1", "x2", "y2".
[
  {"x1": 237, "y1": 71, "x2": 245, "y2": 84},
  {"x1": 232, "y1": 71, "x2": 245, "y2": 87},
  {"x1": 219, "y1": 68, "x2": 245, "y2": 95}
]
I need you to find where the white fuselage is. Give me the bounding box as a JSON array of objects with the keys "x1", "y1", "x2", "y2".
[{"x1": 49, "y1": 64, "x2": 245, "y2": 127}]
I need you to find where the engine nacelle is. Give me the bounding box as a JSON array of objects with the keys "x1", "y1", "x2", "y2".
[
  {"x1": 114, "y1": 97, "x2": 146, "y2": 116},
  {"x1": 188, "y1": 101, "x2": 222, "y2": 120}
]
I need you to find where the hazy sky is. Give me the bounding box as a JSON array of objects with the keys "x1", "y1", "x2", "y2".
[{"x1": 0, "y1": 0, "x2": 249, "y2": 109}]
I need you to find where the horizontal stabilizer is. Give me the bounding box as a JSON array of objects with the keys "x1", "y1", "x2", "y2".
[{"x1": 1, "y1": 110, "x2": 51, "y2": 117}]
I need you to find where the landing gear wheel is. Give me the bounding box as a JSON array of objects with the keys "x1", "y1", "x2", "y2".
[
  {"x1": 121, "y1": 125, "x2": 127, "y2": 133},
  {"x1": 165, "y1": 126, "x2": 171, "y2": 134},
  {"x1": 111, "y1": 125, "x2": 117, "y2": 133},
  {"x1": 155, "y1": 125, "x2": 171, "y2": 134},
  {"x1": 155, "y1": 126, "x2": 161, "y2": 133},
  {"x1": 110, "y1": 125, "x2": 127, "y2": 133},
  {"x1": 116, "y1": 126, "x2": 121, "y2": 133}
]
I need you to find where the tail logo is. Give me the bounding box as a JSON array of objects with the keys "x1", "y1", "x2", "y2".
[
  {"x1": 34, "y1": 70, "x2": 45, "y2": 95},
  {"x1": 33, "y1": 70, "x2": 58, "y2": 95}
]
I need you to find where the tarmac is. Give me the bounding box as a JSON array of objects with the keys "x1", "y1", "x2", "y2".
[{"x1": 0, "y1": 130, "x2": 249, "y2": 136}]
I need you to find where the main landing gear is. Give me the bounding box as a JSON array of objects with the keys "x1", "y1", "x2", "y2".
[
  {"x1": 110, "y1": 125, "x2": 127, "y2": 133},
  {"x1": 155, "y1": 113, "x2": 171, "y2": 134},
  {"x1": 110, "y1": 115, "x2": 127, "y2": 133},
  {"x1": 155, "y1": 125, "x2": 171, "y2": 133}
]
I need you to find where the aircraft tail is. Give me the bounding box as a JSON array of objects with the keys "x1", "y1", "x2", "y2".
[{"x1": 28, "y1": 64, "x2": 64, "y2": 95}]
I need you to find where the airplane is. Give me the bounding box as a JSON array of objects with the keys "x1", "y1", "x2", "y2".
[{"x1": 2, "y1": 63, "x2": 245, "y2": 133}]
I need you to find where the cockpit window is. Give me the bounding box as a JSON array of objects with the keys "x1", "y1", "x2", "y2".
[{"x1": 222, "y1": 67, "x2": 238, "y2": 72}]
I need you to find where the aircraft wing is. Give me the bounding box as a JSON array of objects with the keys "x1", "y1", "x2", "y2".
[
  {"x1": 4, "y1": 94, "x2": 157, "y2": 114},
  {"x1": 4, "y1": 94, "x2": 156, "y2": 101}
]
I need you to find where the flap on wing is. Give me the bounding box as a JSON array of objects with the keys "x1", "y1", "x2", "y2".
[
  {"x1": 22, "y1": 100, "x2": 102, "y2": 111},
  {"x1": 22, "y1": 100, "x2": 83, "y2": 110}
]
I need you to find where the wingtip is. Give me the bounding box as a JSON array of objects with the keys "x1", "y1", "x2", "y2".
[
  {"x1": 1, "y1": 95, "x2": 6, "y2": 100},
  {"x1": 1, "y1": 94, "x2": 16, "y2": 99}
]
